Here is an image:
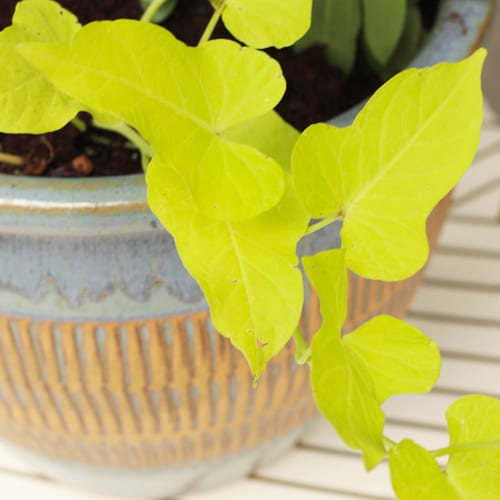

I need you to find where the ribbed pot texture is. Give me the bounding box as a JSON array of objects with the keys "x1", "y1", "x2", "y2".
[{"x1": 0, "y1": 0, "x2": 493, "y2": 497}]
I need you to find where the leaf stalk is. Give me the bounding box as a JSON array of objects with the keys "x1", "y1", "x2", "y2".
[
  {"x1": 140, "y1": 0, "x2": 169, "y2": 23},
  {"x1": 305, "y1": 214, "x2": 342, "y2": 236},
  {"x1": 198, "y1": 0, "x2": 227, "y2": 45},
  {"x1": 0, "y1": 151, "x2": 24, "y2": 166},
  {"x1": 431, "y1": 440, "x2": 500, "y2": 458}
]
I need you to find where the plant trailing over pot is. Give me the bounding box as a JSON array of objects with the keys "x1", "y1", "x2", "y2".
[{"x1": 0, "y1": 0, "x2": 497, "y2": 498}]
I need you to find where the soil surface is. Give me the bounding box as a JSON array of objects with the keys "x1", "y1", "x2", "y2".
[{"x1": 0, "y1": 0, "x2": 434, "y2": 177}]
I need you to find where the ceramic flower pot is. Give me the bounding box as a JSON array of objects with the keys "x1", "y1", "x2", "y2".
[{"x1": 0, "y1": 0, "x2": 493, "y2": 497}]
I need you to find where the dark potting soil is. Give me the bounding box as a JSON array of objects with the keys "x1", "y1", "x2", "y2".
[{"x1": 0, "y1": 0, "x2": 431, "y2": 177}]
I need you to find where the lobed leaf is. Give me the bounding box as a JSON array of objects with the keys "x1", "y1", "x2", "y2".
[
  {"x1": 292, "y1": 50, "x2": 485, "y2": 280},
  {"x1": 20, "y1": 20, "x2": 286, "y2": 221},
  {"x1": 389, "y1": 440, "x2": 460, "y2": 500},
  {"x1": 344, "y1": 315, "x2": 441, "y2": 403},
  {"x1": 0, "y1": 0, "x2": 81, "y2": 133},
  {"x1": 221, "y1": 0, "x2": 313, "y2": 49},
  {"x1": 148, "y1": 160, "x2": 308, "y2": 378},
  {"x1": 362, "y1": 0, "x2": 406, "y2": 65},
  {"x1": 446, "y1": 395, "x2": 500, "y2": 498},
  {"x1": 147, "y1": 112, "x2": 306, "y2": 378}
]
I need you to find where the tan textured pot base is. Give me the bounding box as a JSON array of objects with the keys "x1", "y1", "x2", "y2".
[{"x1": 3, "y1": 424, "x2": 310, "y2": 498}]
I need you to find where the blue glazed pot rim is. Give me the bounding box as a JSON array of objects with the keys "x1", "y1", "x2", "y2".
[{"x1": 0, "y1": 0, "x2": 493, "y2": 226}]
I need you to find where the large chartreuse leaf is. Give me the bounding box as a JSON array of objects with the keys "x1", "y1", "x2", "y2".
[
  {"x1": 20, "y1": 20, "x2": 286, "y2": 221},
  {"x1": 390, "y1": 440, "x2": 460, "y2": 500},
  {"x1": 446, "y1": 395, "x2": 500, "y2": 498},
  {"x1": 0, "y1": 0, "x2": 81, "y2": 133},
  {"x1": 148, "y1": 159, "x2": 308, "y2": 378},
  {"x1": 292, "y1": 49, "x2": 485, "y2": 280},
  {"x1": 294, "y1": 0, "x2": 361, "y2": 74},
  {"x1": 344, "y1": 315, "x2": 440, "y2": 402},
  {"x1": 362, "y1": 0, "x2": 406, "y2": 65},
  {"x1": 147, "y1": 113, "x2": 304, "y2": 378},
  {"x1": 218, "y1": 0, "x2": 312, "y2": 49}
]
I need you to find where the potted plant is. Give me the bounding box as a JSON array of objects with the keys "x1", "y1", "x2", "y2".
[{"x1": 0, "y1": 0, "x2": 496, "y2": 499}]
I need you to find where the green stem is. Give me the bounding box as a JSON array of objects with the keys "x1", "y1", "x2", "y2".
[
  {"x1": 431, "y1": 440, "x2": 500, "y2": 459},
  {"x1": 384, "y1": 436, "x2": 397, "y2": 451},
  {"x1": 293, "y1": 328, "x2": 311, "y2": 365},
  {"x1": 93, "y1": 120, "x2": 154, "y2": 160},
  {"x1": 72, "y1": 116, "x2": 87, "y2": 133},
  {"x1": 305, "y1": 215, "x2": 342, "y2": 236},
  {"x1": 140, "y1": 0, "x2": 168, "y2": 22},
  {"x1": 198, "y1": 0, "x2": 227, "y2": 45},
  {"x1": 0, "y1": 151, "x2": 24, "y2": 166}
]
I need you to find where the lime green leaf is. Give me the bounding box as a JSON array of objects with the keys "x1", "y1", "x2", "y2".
[
  {"x1": 294, "y1": 0, "x2": 361, "y2": 74},
  {"x1": 344, "y1": 315, "x2": 440, "y2": 402},
  {"x1": 446, "y1": 395, "x2": 500, "y2": 498},
  {"x1": 292, "y1": 49, "x2": 485, "y2": 280},
  {"x1": 305, "y1": 249, "x2": 386, "y2": 469},
  {"x1": 0, "y1": 0, "x2": 81, "y2": 133},
  {"x1": 147, "y1": 156, "x2": 308, "y2": 378},
  {"x1": 20, "y1": 20, "x2": 286, "y2": 221},
  {"x1": 224, "y1": 111, "x2": 299, "y2": 171},
  {"x1": 362, "y1": 0, "x2": 406, "y2": 65},
  {"x1": 302, "y1": 249, "x2": 347, "y2": 333},
  {"x1": 222, "y1": 0, "x2": 312, "y2": 49},
  {"x1": 311, "y1": 327, "x2": 386, "y2": 469},
  {"x1": 390, "y1": 440, "x2": 460, "y2": 500}
]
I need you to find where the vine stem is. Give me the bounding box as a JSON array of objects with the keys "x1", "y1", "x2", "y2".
[
  {"x1": 140, "y1": 0, "x2": 168, "y2": 22},
  {"x1": 293, "y1": 328, "x2": 311, "y2": 365},
  {"x1": 430, "y1": 440, "x2": 500, "y2": 458},
  {"x1": 384, "y1": 436, "x2": 397, "y2": 451},
  {"x1": 305, "y1": 214, "x2": 342, "y2": 236},
  {"x1": 0, "y1": 151, "x2": 24, "y2": 166},
  {"x1": 198, "y1": 0, "x2": 227, "y2": 46}
]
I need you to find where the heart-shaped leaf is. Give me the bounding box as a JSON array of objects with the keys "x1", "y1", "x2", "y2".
[
  {"x1": 446, "y1": 395, "x2": 500, "y2": 498},
  {"x1": 220, "y1": 0, "x2": 313, "y2": 49},
  {"x1": 344, "y1": 315, "x2": 440, "y2": 403},
  {"x1": 0, "y1": 0, "x2": 81, "y2": 132},
  {"x1": 390, "y1": 440, "x2": 460, "y2": 500},
  {"x1": 20, "y1": 20, "x2": 286, "y2": 221},
  {"x1": 292, "y1": 50, "x2": 485, "y2": 280}
]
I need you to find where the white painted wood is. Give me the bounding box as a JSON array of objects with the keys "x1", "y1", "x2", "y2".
[
  {"x1": 425, "y1": 252, "x2": 500, "y2": 286},
  {"x1": 453, "y1": 154, "x2": 500, "y2": 201},
  {"x1": 450, "y1": 189, "x2": 500, "y2": 219},
  {"x1": 438, "y1": 220, "x2": 500, "y2": 253},
  {"x1": 184, "y1": 479, "x2": 356, "y2": 500},
  {"x1": 254, "y1": 448, "x2": 393, "y2": 499},
  {"x1": 0, "y1": 471, "x2": 133, "y2": 500},
  {"x1": 302, "y1": 418, "x2": 448, "y2": 453},
  {"x1": 411, "y1": 284, "x2": 500, "y2": 322},
  {"x1": 409, "y1": 316, "x2": 500, "y2": 358}
]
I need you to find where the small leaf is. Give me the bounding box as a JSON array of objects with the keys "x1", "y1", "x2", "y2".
[
  {"x1": 292, "y1": 49, "x2": 485, "y2": 280},
  {"x1": 294, "y1": 0, "x2": 361, "y2": 74},
  {"x1": 362, "y1": 0, "x2": 406, "y2": 65},
  {"x1": 148, "y1": 160, "x2": 308, "y2": 378},
  {"x1": 311, "y1": 327, "x2": 386, "y2": 469},
  {"x1": 305, "y1": 249, "x2": 386, "y2": 469},
  {"x1": 446, "y1": 395, "x2": 500, "y2": 498},
  {"x1": 20, "y1": 20, "x2": 286, "y2": 221},
  {"x1": 222, "y1": 0, "x2": 313, "y2": 49},
  {"x1": 0, "y1": 0, "x2": 81, "y2": 133},
  {"x1": 344, "y1": 315, "x2": 440, "y2": 402},
  {"x1": 390, "y1": 440, "x2": 460, "y2": 500}
]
